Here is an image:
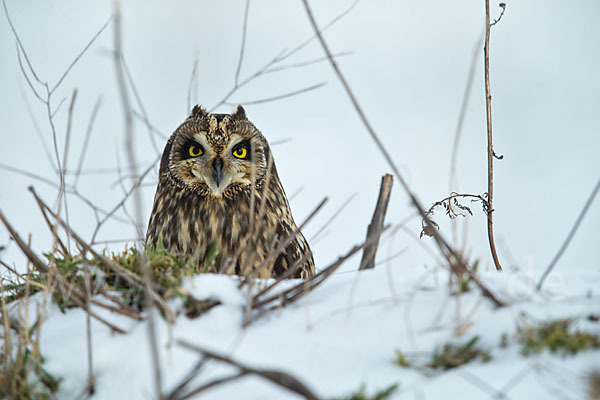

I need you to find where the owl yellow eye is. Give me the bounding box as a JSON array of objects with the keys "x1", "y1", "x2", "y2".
[
  {"x1": 232, "y1": 146, "x2": 248, "y2": 159},
  {"x1": 188, "y1": 145, "x2": 203, "y2": 157}
]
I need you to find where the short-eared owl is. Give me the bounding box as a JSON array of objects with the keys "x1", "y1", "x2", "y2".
[{"x1": 146, "y1": 105, "x2": 314, "y2": 278}]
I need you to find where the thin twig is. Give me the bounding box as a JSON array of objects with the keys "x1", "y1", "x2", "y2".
[
  {"x1": 50, "y1": 16, "x2": 113, "y2": 94},
  {"x1": 536, "y1": 176, "x2": 600, "y2": 290},
  {"x1": 491, "y1": 2, "x2": 507, "y2": 26},
  {"x1": 74, "y1": 97, "x2": 103, "y2": 187},
  {"x1": 265, "y1": 52, "x2": 352, "y2": 74},
  {"x1": 252, "y1": 224, "x2": 390, "y2": 312},
  {"x1": 58, "y1": 89, "x2": 78, "y2": 253},
  {"x1": 2, "y1": 0, "x2": 44, "y2": 86},
  {"x1": 121, "y1": 56, "x2": 161, "y2": 155},
  {"x1": 210, "y1": 0, "x2": 357, "y2": 112},
  {"x1": 310, "y1": 193, "x2": 356, "y2": 242},
  {"x1": 174, "y1": 372, "x2": 248, "y2": 400},
  {"x1": 0, "y1": 163, "x2": 60, "y2": 187},
  {"x1": 235, "y1": 0, "x2": 251, "y2": 87},
  {"x1": 164, "y1": 358, "x2": 207, "y2": 400},
  {"x1": 229, "y1": 82, "x2": 326, "y2": 106},
  {"x1": 186, "y1": 58, "x2": 199, "y2": 113},
  {"x1": 280, "y1": 0, "x2": 359, "y2": 61},
  {"x1": 17, "y1": 79, "x2": 56, "y2": 172},
  {"x1": 89, "y1": 160, "x2": 156, "y2": 243}
]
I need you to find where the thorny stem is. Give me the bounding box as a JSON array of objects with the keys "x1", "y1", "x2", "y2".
[{"x1": 484, "y1": 0, "x2": 504, "y2": 271}]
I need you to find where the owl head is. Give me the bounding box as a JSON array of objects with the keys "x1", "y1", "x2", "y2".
[{"x1": 161, "y1": 105, "x2": 271, "y2": 198}]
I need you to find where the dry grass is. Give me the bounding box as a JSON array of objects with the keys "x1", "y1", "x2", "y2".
[{"x1": 1, "y1": 270, "x2": 60, "y2": 398}]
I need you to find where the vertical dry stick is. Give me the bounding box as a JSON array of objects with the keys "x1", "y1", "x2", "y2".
[
  {"x1": 484, "y1": 0, "x2": 503, "y2": 271},
  {"x1": 82, "y1": 255, "x2": 95, "y2": 394},
  {"x1": 56, "y1": 89, "x2": 78, "y2": 253},
  {"x1": 359, "y1": 174, "x2": 393, "y2": 270},
  {"x1": 113, "y1": 1, "x2": 162, "y2": 396}
]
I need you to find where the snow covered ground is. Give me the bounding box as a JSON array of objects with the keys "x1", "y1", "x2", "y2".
[
  {"x1": 1, "y1": 1, "x2": 599, "y2": 398},
  {"x1": 25, "y1": 263, "x2": 599, "y2": 399}
]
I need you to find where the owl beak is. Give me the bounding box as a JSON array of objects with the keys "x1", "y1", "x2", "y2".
[{"x1": 212, "y1": 157, "x2": 223, "y2": 187}]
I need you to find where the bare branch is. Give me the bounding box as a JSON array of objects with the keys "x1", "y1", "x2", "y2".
[
  {"x1": 310, "y1": 193, "x2": 356, "y2": 242},
  {"x1": 491, "y1": 2, "x2": 507, "y2": 27},
  {"x1": 536, "y1": 176, "x2": 600, "y2": 290},
  {"x1": 301, "y1": 0, "x2": 504, "y2": 306},
  {"x1": 89, "y1": 159, "x2": 156, "y2": 243},
  {"x1": 484, "y1": 0, "x2": 504, "y2": 271},
  {"x1": 121, "y1": 56, "x2": 161, "y2": 155},
  {"x1": 230, "y1": 82, "x2": 326, "y2": 106},
  {"x1": 57, "y1": 89, "x2": 78, "y2": 252},
  {"x1": 235, "y1": 0, "x2": 251, "y2": 87},
  {"x1": 252, "y1": 223, "x2": 390, "y2": 312},
  {"x1": 176, "y1": 340, "x2": 321, "y2": 400},
  {"x1": 173, "y1": 372, "x2": 248, "y2": 400},
  {"x1": 265, "y1": 52, "x2": 352, "y2": 74},
  {"x1": 359, "y1": 174, "x2": 393, "y2": 270},
  {"x1": 2, "y1": 0, "x2": 44, "y2": 85},
  {"x1": 186, "y1": 58, "x2": 199, "y2": 113},
  {"x1": 211, "y1": 1, "x2": 357, "y2": 112},
  {"x1": 0, "y1": 162, "x2": 60, "y2": 187},
  {"x1": 74, "y1": 97, "x2": 103, "y2": 187},
  {"x1": 14, "y1": 42, "x2": 45, "y2": 102},
  {"x1": 50, "y1": 16, "x2": 113, "y2": 94},
  {"x1": 279, "y1": 0, "x2": 359, "y2": 61},
  {"x1": 17, "y1": 80, "x2": 56, "y2": 172}
]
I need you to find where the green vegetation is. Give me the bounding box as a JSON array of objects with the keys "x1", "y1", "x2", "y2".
[
  {"x1": 518, "y1": 318, "x2": 600, "y2": 356},
  {"x1": 499, "y1": 332, "x2": 509, "y2": 348},
  {"x1": 395, "y1": 336, "x2": 491, "y2": 373},
  {"x1": 394, "y1": 350, "x2": 411, "y2": 368},
  {"x1": 459, "y1": 259, "x2": 479, "y2": 293},
  {"x1": 2, "y1": 243, "x2": 200, "y2": 312},
  {"x1": 336, "y1": 383, "x2": 399, "y2": 400},
  {"x1": 0, "y1": 345, "x2": 61, "y2": 399},
  {"x1": 427, "y1": 336, "x2": 491, "y2": 370}
]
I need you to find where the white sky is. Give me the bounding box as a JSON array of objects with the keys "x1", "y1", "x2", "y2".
[{"x1": 1, "y1": 0, "x2": 599, "y2": 280}]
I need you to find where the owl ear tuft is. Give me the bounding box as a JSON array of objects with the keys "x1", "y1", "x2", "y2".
[
  {"x1": 231, "y1": 105, "x2": 247, "y2": 120},
  {"x1": 190, "y1": 105, "x2": 208, "y2": 118}
]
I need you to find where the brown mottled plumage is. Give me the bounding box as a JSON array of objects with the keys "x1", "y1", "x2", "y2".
[{"x1": 146, "y1": 105, "x2": 314, "y2": 278}]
